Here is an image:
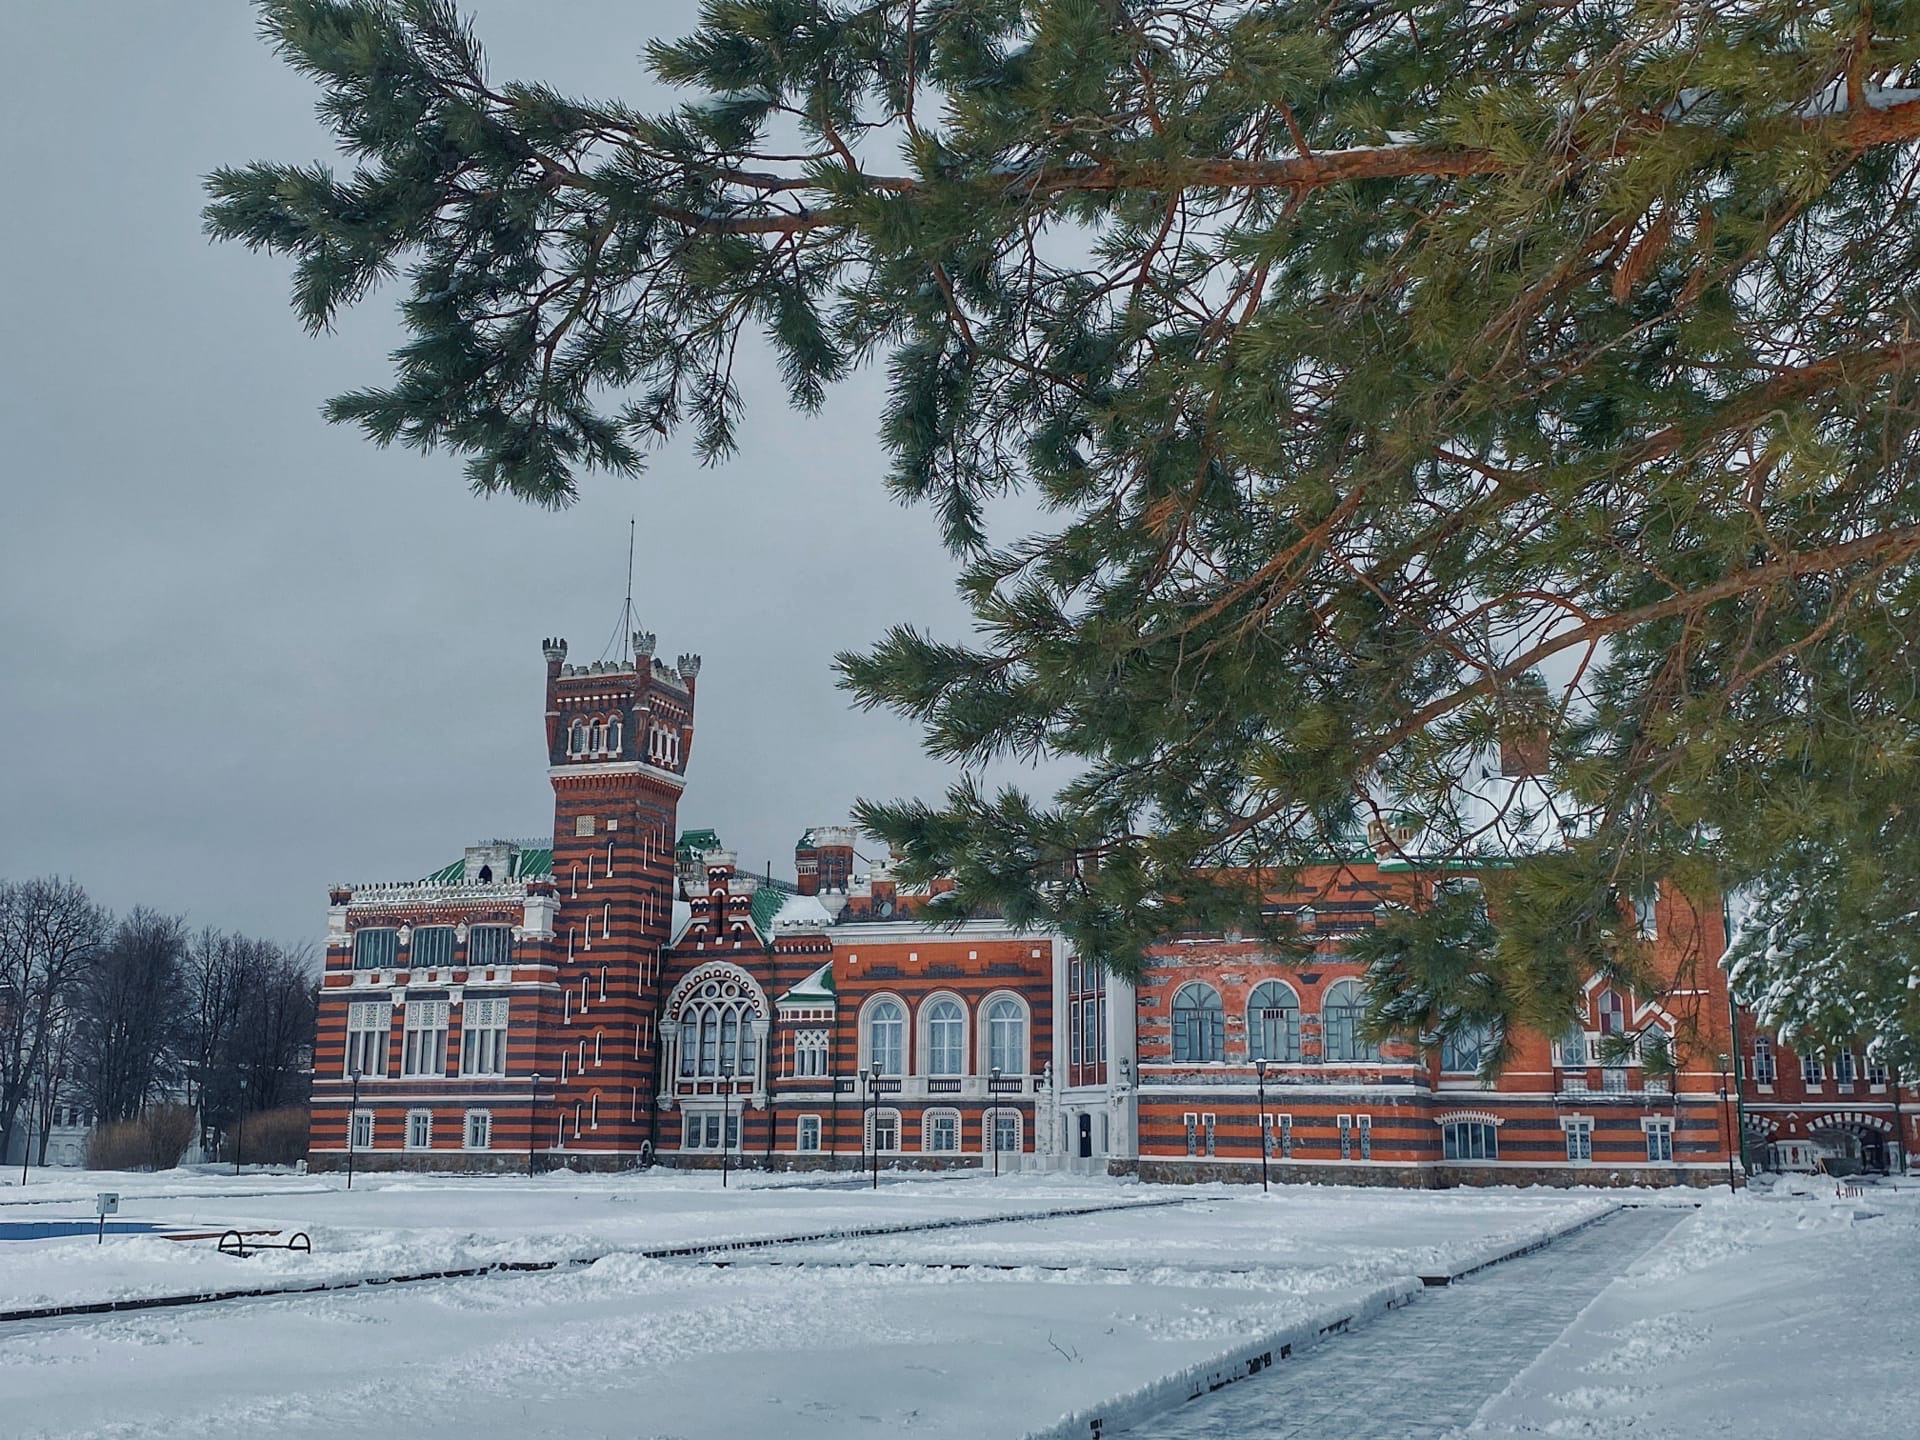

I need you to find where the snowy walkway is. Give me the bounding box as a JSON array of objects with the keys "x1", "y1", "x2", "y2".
[{"x1": 1147, "y1": 1205, "x2": 1687, "y2": 1440}]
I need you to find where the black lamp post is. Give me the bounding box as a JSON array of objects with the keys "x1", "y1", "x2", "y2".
[
  {"x1": 869, "y1": 1059, "x2": 883, "y2": 1191},
  {"x1": 721, "y1": 1061, "x2": 735, "y2": 1189},
  {"x1": 1255, "y1": 1058, "x2": 1270, "y2": 1192},
  {"x1": 988, "y1": 1066, "x2": 1003, "y2": 1178},
  {"x1": 1717, "y1": 1082, "x2": 1738, "y2": 1192},
  {"x1": 346, "y1": 1064, "x2": 363, "y2": 1191},
  {"x1": 233, "y1": 1074, "x2": 249, "y2": 1176},
  {"x1": 526, "y1": 1073, "x2": 543, "y2": 1178}
]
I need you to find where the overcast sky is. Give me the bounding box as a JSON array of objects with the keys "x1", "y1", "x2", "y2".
[{"x1": 0, "y1": 2, "x2": 1035, "y2": 945}]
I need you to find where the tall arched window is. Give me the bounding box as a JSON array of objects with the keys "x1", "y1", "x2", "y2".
[
  {"x1": 1320, "y1": 979, "x2": 1379, "y2": 1062},
  {"x1": 866, "y1": 998, "x2": 905, "y2": 1074},
  {"x1": 1246, "y1": 981, "x2": 1300, "y2": 1062},
  {"x1": 924, "y1": 998, "x2": 966, "y2": 1075},
  {"x1": 590, "y1": 721, "x2": 605, "y2": 753},
  {"x1": 606, "y1": 717, "x2": 621, "y2": 753},
  {"x1": 677, "y1": 989, "x2": 757, "y2": 1078},
  {"x1": 568, "y1": 720, "x2": 586, "y2": 755},
  {"x1": 1171, "y1": 983, "x2": 1224, "y2": 1063},
  {"x1": 984, "y1": 996, "x2": 1027, "y2": 1074}
]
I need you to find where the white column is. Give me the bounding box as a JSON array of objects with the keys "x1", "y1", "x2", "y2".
[
  {"x1": 750, "y1": 1018, "x2": 770, "y2": 1108},
  {"x1": 659, "y1": 1022, "x2": 678, "y2": 1104}
]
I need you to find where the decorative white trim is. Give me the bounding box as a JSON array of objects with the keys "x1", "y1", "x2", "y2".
[{"x1": 1434, "y1": 1109, "x2": 1504, "y2": 1128}]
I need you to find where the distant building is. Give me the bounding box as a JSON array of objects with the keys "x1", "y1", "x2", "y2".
[{"x1": 308, "y1": 633, "x2": 1914, "y2": 1182}]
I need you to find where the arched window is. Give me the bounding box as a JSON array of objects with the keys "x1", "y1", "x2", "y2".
[
  {"x1": 677, "y1": 991, "x2": 758, "y2": 1078},
  {"x1": 1246, "y1": 981, "x2": 1300, "y2": 1062},
  {"x1": 1171, "y1": 983, "x2": 1224, "y2": 1063},
  {"x1": 866, "y1": 998, "x2": 905, "y2": 1075},
  {"x1": 1597, "y1": 988, "x2": 1626, "y2": 1035},
  {"x1": 606, "y1": 717, "x2": 621, "y2": 753},
  {"x1": 569, "y1": 720, "x2": 586, "y2": 755},
  {"x1": 590, "y1": 721, "x2": 605, "y2": 753},
  {"x1": 923, "y1": 997, "x2": 966, "y2": 1075},
  {"x1": 1320, "y1": 979, "x2": 1379, "y2": 1062},
  {"x1": 984, "y1": 996, "x2": 1027, "y2": 1074}
]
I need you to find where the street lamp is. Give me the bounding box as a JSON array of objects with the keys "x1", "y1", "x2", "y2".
[
  {"x1": 526, "y1": 1073, "x2": 544, "y2": 1178},
  {"x1": 233, "y1": 1073, "x2": 250, "y2": 1176},
  {"x1": 1717, "y1": 1084, "x2": 1738, "y2": 1193},
  {"x1": 346, "y1": 1063, "x2": 363, "y2": 1191},
  {"x1": 869, "y1": 1059, "x2": 883, "y2": 1191},
  {"x1": 988, "y1": 1066, "x2": 1003, "y2": 1179},
  {"x1": 720, "y1": 1061, "x2": 735, "y2": 1189},
  {"x1": 1255, "y1": 1058, "x2": 1270, "y2": 1193}
]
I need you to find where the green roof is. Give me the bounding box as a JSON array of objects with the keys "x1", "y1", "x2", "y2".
[
  {"x1": 423, "y1": 845, "x2": 552, "y2": 886},
  {"x1": 750, "y1": 884, "x2": 786, "y2": 937},
  {"x1": 678, "y1": 828, "x2": 724, "y2": 862},
  {"x1": 781, "y1": 962, "x2": 835, "y2": 1002}
]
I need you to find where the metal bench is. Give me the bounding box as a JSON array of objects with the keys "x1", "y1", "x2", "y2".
[{"x1": 217, "y1": 1229, "x2": 311, "y2": 1258}]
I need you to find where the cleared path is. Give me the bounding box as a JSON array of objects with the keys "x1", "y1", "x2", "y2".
[{"x1": 1148, "y1": 1205, "x2": 1686, "y2": 1440}]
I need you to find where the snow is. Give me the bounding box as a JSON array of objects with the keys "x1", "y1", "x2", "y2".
[
  {"x1": 1470, "y1": 1175, "x2": 1920, "y2": 1439},
  {"x1": 8, "y1": 1168, "x2": 1909, "y2": 1438},
  {"x1": 0, "y1": 1168, "x2": 1611, "y2": 1440}
]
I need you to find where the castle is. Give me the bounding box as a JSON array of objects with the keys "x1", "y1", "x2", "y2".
[{"x1": 310, "y1": 635, "x2": 1914, "y2": 1183}]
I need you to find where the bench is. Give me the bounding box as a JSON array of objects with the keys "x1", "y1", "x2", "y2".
[{"x1": 218, "y1": 1229, "x2": 311, "y2": 1258}]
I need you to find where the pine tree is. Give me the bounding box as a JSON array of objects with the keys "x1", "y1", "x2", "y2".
[{"x1": 209, "y1": 1, "x2": 1920, "y2": 1055}]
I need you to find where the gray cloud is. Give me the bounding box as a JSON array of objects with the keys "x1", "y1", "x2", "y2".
[{"x1": 0, "y1": 2, "x2": 1041, "y2": 942}]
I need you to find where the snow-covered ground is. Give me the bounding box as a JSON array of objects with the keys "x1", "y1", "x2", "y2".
[
  {"x1": 1470, "y1": 1175, "x2": 1920, "y2": 1439},
  {"x1": 0, "y1": 1167, "x2": 1610, "y2": 1439}
]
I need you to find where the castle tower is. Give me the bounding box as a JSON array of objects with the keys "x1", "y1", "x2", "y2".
[
  {"x1": 538, "y1": 632, "x2": 699, "y2": 1164},
  {"x1": 794, "y1": 825, "x2": 856, "y2": 896}
]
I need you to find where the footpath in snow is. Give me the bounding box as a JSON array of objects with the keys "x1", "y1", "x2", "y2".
[
  {"x1": 0, "y1": 1168, "x2": 1609, "y2": 1440},
  {"x1": 1469, "y1": 1175, "x2": 1920, "y2": 1440}
]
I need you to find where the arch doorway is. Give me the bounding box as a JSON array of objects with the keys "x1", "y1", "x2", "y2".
[{"x1": 1811, "y1": 1123, "x2": 1889, "y2": 1175}]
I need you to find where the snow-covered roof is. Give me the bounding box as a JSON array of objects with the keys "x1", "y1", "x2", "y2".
[
  {"x1": 780, "y1": 962, "x2": 835, "y2": 1004},
  {"x1": 770, "y1": 892, "x2": 835, "y2": 931}
]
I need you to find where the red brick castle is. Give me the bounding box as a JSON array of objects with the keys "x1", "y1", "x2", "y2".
[{"x1": 310, "y1": 637, "x2": 1915, "y2": 1183}]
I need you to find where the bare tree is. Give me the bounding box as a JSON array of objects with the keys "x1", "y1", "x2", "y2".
[
  {"x1": 71, "y1": 909, "x2": 188, "y2": 1125},
  {"x1": 0, "y1": 878, "x2": 106, "y2": 1163},
  {"x1": 186, "y1": 934, "x2": 316, "y2": 1146}
]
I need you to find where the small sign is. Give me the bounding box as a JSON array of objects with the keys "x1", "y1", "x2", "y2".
[{"x1": 95, "y1": 1192, "x2": 119, "y2": 1216}]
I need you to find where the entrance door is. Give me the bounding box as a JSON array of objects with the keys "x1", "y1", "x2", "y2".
[{"x1": 1077, "y1": 1112, "x2": 1093, "y2": 1158}]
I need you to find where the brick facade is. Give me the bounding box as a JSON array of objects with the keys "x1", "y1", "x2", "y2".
[{"x1": 309, "y1": 631, "x2": 1915, "y2": 1184}]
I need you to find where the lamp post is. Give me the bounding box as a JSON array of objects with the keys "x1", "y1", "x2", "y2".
[
  {"x1": 1255, "y1": 1058, "x2": 1270, "y2": 1193},
  {"x1": 720, "y1": 1061, "x2": 734, "y2": 1189},
  {"x1": 869, "y1": 1059, "x2": 882, "y2": 1191},
  {"x1": 829, "y1": 1072, "x2": 841, "y2": 1172},
  {"x1": 526, "y1": 1073, "x2": 543, "y2": 1178},
  {"x1": 988, "y1": 1066, "x2": 1003, "y2": 1178},
  {"x1": 346, "y1": 1064, "x2": 363, "y2": 1191},
  {"x1": 233, "y1": 1073, "x2": 249, "y2": 1176},
  {"x1": 1717, "y1": 1082, "x2": 1738, "y2": 1193}
]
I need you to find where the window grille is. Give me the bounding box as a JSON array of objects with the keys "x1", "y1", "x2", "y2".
[
  {"x1": 401, "y1": 1001, "x2": 449, "y2": 1077},
  {"x1": 469, "y1": 926, "x2": 513, "y2": 967},
  {"x1": 924, "y1": 999, "x2": 966, "y2": 1075},
  {"x1": 1172, "y1": 984, "x2": 1225, "y2": 1063},
  {"x1": 352, "y1": 928, "x2": 396, "y2": 970},
  {"x1": 1443, "y1": 1120, "x2": 1498, "y2": 1160},
  {"x1": 460, "y1": 997, "x2": 509, "y2": 1076},
  {"x1": 345, "y1": 1001, "x2": 389, "y2": 1077},
  {"x1": 411, "y1": 926, "x2": 455, "y2": 969},
  {"x1": 1247, "y1": 981, "x2": 1300, "y2": 1062}
]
